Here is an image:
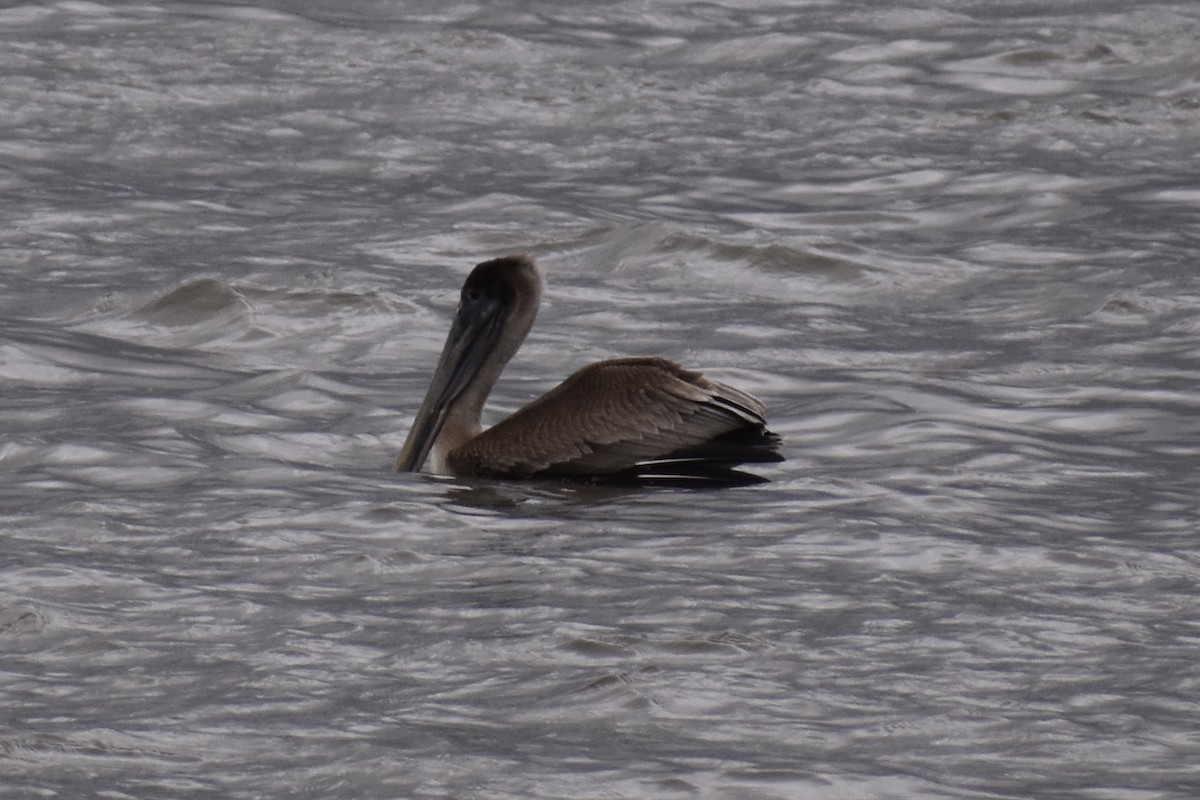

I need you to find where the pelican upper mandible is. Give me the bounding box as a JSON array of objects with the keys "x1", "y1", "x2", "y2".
[{"x1": 396, "y1": 255, "x2": 782, "y2": 485}]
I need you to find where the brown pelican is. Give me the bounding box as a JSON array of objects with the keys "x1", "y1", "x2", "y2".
[{"x1": 396, "y1": 255, "x2": 782, "y2": 485}]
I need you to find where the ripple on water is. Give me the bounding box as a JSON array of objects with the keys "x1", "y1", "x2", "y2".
[{"x1": 4, "y1": 1, "x2": 1200, "y2": 798}]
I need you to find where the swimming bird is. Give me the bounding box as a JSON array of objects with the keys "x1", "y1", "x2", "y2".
[{"x1": 396, "y1": 255, "x2": 782, "y2": 485}]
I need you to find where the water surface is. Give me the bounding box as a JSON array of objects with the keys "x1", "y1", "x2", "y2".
[{"x1": 3, "y1": 1, "x2": 1200, "y2": 798}]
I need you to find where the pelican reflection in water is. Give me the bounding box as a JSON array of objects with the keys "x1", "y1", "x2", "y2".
[{"x1": 397, "y1": 255, "x2": 782, "y2": 485}]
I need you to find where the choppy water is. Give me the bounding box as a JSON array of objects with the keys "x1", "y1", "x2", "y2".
[{"x1": 4, "y1": 1, "x2": 1200, "y2": 798}]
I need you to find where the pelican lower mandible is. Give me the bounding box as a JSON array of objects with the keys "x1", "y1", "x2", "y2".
[{"x1": 396, "y1": 255, "x2": 782, "y2": 485}]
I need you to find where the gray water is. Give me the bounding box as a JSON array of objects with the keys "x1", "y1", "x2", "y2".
[{"x1": 3, "y1": 1, "x2": 1200, "y2": 798}]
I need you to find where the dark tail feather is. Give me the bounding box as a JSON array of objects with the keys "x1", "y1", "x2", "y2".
[
  {"x1": 652, "y1": 426, "x2": 784, "y2": 466},
  {"x1": 588, "y1": 463, "x2": 769, "y2": 488},
  {"x1": 532, "y1": 426, "x2": 783, "y2": 488},
  {"x1": 601, "y1": 426, "x2": 783, "y2": 487}
]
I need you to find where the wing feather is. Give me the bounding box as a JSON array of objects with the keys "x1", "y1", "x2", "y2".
[{"x1": 447, "y1": 357, "x2": 780, "y2": 480}]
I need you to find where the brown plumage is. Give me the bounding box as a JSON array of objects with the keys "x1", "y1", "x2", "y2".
[{"x1": 396, "y1": 255, "x2": 782, "y2": 485}]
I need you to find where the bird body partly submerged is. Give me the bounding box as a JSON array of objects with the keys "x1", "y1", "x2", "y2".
[{"x1": 397, "y1": 255, "x2": 781, "y2": 485}]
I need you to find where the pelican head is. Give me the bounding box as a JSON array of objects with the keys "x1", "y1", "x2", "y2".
[{"x1": 396, "y1": 255, "x2": 542, "y2": 473}]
